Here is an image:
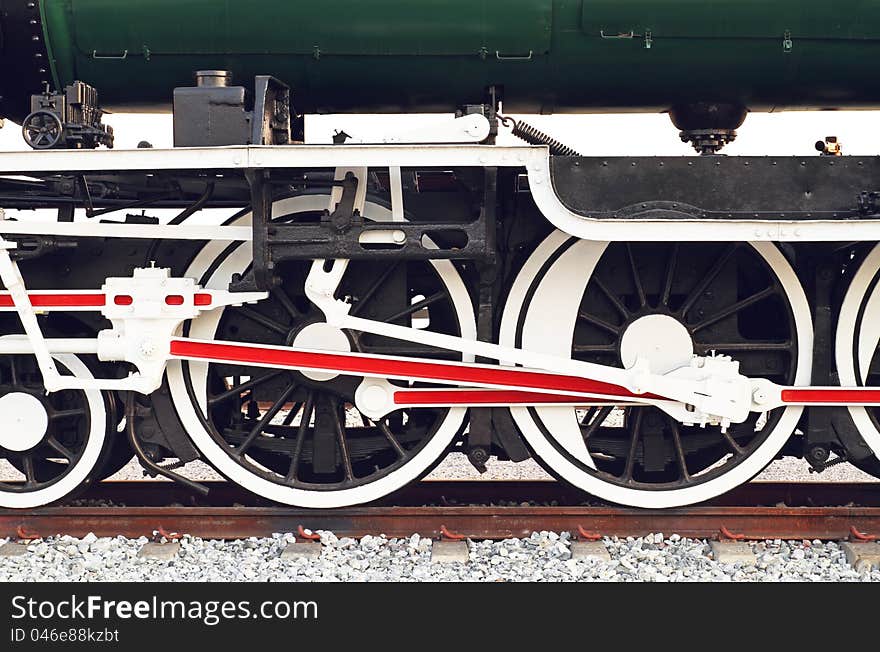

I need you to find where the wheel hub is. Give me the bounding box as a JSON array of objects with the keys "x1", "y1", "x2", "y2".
[
  {"x1": 0, "y1": 392, "x2": 49, "y2": 452},
  {"x1": 291, "y1": 322, "x2": 352, "y2": 381},
  {"x1": 619, "y1": 314, "x2": 694, "y2": 374}
]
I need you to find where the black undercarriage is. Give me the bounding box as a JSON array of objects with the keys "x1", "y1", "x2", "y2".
[{"x1": 3, "y1": 154, "x2": 880, "y2": 487}]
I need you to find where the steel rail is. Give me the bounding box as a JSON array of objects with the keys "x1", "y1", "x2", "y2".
[{"x1": 1, "y1": 482, "x2": 879, "y2": 541}]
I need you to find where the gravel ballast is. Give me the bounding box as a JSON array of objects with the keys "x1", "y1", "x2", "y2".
[
  {"x1": 87, "y1": 452, "x2": 880, "y2": 484},
  {"x1": 3, "y1": 445, "x2": 878, "y2": 583},
  {"x1": 1, "y1": 532, "x2": 877, "y2": 582}
]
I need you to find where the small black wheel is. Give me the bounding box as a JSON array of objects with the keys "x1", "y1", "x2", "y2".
[
  {"x1": 22, "y1": 110, "x2": 63, "y2": 150},
  {"x1": 0, "y1": 351, "x2": 110, "y2": 508}
]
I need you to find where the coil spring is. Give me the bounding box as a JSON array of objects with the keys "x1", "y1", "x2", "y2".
[
  {"x1": 808, "y1": 453, "x2": 848, "y2": 473},
  {"x1": 157, "y1": 459, "x2": 187, "y2": 471},
  {"x1": 499, "y1": 115, "x2": 582, "y2": 157}
]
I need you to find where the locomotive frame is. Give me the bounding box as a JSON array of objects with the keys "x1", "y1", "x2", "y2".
[{"x1": 1, "y1": 127, "x2": 880, "y2": 509}]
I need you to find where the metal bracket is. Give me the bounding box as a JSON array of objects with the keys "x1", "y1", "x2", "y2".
[
  {"x1": 600, "y1": 30, "x2": 636, "y2": 39},
  {"x1": 91, "y1": 50, "x2": 128, "y2": 60},
  {"x1": 244, "y1": 169, "x2": 275, "y2": 291},
  {"x1": 251, "y1": 76, "x2": 293, "y2": 146},
  {"x1": 0, "y1": 258, "x2": 266, "y2": 394},
  {"x1": 324, "y1": 171, "x2": 362, "y2": 233},
  {"x1": 495, "y1": 50, "x2": 533, "y2": 61},
  {"x1": 783, "y1": 30, "x2": 793, "y2": 53},
  {"x1": 345, "y1": 113, "x2": 491, "y2": 145},
  {"x1": 0, "y1": 239, "x2": 64, "y2": 392},
  {"x1": 249, "y1": 166, "x2": 494, "y2": 266}
]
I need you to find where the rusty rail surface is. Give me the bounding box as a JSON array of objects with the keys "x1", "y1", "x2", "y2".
[{"x1": 1, "y1": 481, "x2": 879, "y2": 541}]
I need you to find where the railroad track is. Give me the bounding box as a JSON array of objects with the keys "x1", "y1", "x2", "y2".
[{"x1": 1, "y1": 481, "x2": 880, "y2": 542}]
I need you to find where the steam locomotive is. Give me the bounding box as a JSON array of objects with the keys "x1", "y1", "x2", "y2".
[{"x1": 1, "y1": 0, "x2": 880, "y2": 510}]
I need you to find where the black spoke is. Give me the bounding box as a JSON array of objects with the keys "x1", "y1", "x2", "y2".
[
  {"x1": 209, "y1": 371, "x2": 285, "y2": 407},
  {"x1": 621, "y1": 410, "x2": 644, "y2": 482},
  {"x1": 573, "y1": 344, "x2": 618, "y2": 354},
  {"x1": 720, "y1": 429, "x2": 746, "y2": 457},
  {"x1": 350, "y1": 262, "x2": 401, "y2": 316},
  {"x1": 331, "y1": 402, "x2": 355, "y2": 482},
  {"x1": 46, "y1": 436, "x2": 75, "y2": 461},
  {"x1": 593, "y1": 277, "x2": 630, "y2": 320},
  {"x1": 236, "y1": 383, "x2": 297, "y2": 456},
  {"x1": 690, "y1": 286, "x2": 776, "y2": 333},
  {"x1": 581, "y1": 406, "x2": 614, "y2": 442},
  {"x1": 660, "y1": 243, "x2": 679, "y2": 308},
  {"x1": 282, "y1": 402, "x2": 303, "y2": 426},
  {"x1": 577, "y1": 311, "x2": 620, "y2": 336},
  {"x1": 377, "y1": 420, "x2": 406, "y2": 458},
  {"x1": 625, "y1": 244, "x2": 647, "y2": 308},
  {"x1": 285, "y1": 392, "x2": 315, "y2": 483},
  {"x1": 236, "y1": 306, "x2": 290, "y2": 336},
  {"x1": 668, "y1": 418, "x2": 691, "y2": 482},
  {"x1": 380, "y1": 291, "x2": 447, "y2": 325},
  {"x1": 679, "y1": 244, "x2": 738, "y2": 318},
  {"x1": 48, "y1": 408, "x2": 87, "y2": 421},
  {"x1": 578, "y1": 407, "x2": 599, "y2": 427},
  {"x1": 271, "y1": 287, "x2": 301, "y2": 319},
  {"x1": 22, "y1": 455, "x2": 36, "y2": 487},
  {"x1": 706, "y1": 341, "x2": 793, "y2": 352}
]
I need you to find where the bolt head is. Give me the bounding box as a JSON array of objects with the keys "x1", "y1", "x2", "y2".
[{"x1": 140, "y1": 339, "x2": 156, "y2": 358}]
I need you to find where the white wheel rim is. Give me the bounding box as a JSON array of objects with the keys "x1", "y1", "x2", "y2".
[
  {"x1": 500, "y1": 236, "x2": 812, "y2": 509},
  {"x1": 167, "y1": 196, "x2": 475, "y2": 508},
  {"x1": 0, "y1": 350, "x2": 106, "y2": 509},
  {"x1": 835, "y1": 243, "x2": 880, "y2": 461}
]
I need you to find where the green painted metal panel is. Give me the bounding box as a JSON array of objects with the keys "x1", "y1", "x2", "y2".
[
  {"x1": 40, "y1": 0, "x2": 75, "y2": 90},
  {"x1": 31, "y1": 0, "x2": 880, "y2": 115},
  {"x1": 582, "y1": 0, "x2": 880, "y2": 40},
  {"x1": 64, "y1": 0, "x2": 552, "y2": 57}
]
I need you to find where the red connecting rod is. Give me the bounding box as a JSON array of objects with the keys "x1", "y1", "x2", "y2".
[
  {"x1": 6, "y1": 291, "x2": 880, "y2": 408},
  {"x1": 169, "y1": 337, "x2": 880, "y2": 408},
  {"x1": 169, "y1": 338, "x2": 649, "y2": 404}
]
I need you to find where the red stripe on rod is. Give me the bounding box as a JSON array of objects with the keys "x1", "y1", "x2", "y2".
[
  {"x1": 782, "y1": 388, "x2": 880, "y2": 404},
  {"x1": 0, "y1": 293, "x2": 106, "y2": 308},
  {"x1": 0, "y1": 293, "x2": 212, "y2": 308},
  {"x1": 393, "y1": 390, "x2": 614, "y2": 405},
  {"x1": 170, "y1": 339, "x2": 646, "y2": 400}
]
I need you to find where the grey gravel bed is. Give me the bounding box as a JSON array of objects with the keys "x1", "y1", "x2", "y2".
[
  {"x1": 91, "y1": 452, "x2": 880, "y2": 483},
  {"x1": 1, "y1": 532, "x2": 877, "y2": 582}
]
